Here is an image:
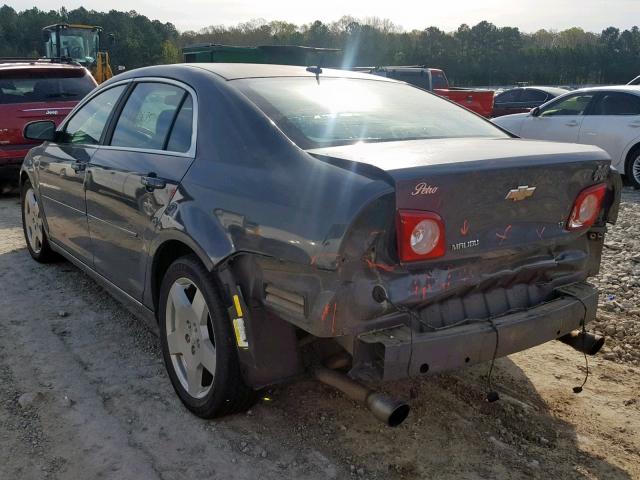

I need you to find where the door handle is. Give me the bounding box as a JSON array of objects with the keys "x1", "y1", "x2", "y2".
[
  {"x1": 71, "y1": 161, "x2": 86, "y2": 173},
  {"x1": 141, "y1": 174, "x2": 166, "y2": 191},
  {"x1": 630, "y1": 121, "x2": 640, "y2": 128},
  {"x1": 565, "y1": 120, "x2": 579, "y2": 127}
]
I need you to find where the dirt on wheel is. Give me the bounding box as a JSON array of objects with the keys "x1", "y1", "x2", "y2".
[{"x1": 0, "y1": 190, "x2": 639, "y2": 480}]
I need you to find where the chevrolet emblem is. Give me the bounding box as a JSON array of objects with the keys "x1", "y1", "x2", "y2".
[{"x1": 505, "y1": 185, "x2": 536, "y2": 201}]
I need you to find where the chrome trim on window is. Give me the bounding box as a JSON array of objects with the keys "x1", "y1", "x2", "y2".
[{"x1": 57, "y1": 77, "x2": 198, "y2": 158}]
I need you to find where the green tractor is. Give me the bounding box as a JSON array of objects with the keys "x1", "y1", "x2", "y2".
[{"x1": 42, "y1": 23, "x2": 114, "y2": 83}]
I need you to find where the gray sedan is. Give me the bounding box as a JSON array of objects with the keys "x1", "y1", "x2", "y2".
[{"x1": 20, "y1": 64, "x2": 619, "y2": 425}]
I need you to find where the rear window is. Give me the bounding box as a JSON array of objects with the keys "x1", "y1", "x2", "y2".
[
  {"x1": 234, "y1": 77, "x2": 507, "y2": 148},
  {"x1": 0, "y1": 69, "x2": 95, "y2": 104}
]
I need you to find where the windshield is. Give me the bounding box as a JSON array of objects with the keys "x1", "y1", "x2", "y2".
[
  {"x1": 45, "y1": 28, "x2": 99, "y2": 65},
  {"x1": 234, "y1": 77, "x2": 507, "y2": 148},
  {"x1": 0, "y1": 71, "x2": 96, "y2": 104}
]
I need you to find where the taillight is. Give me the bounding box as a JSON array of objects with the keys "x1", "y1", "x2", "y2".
[
  {"x1": 566, "y1": 183, "x2": 607, "y2": 231},
  {"x1": 397, "y1": 210, "x2": 446, "y2": 262}
]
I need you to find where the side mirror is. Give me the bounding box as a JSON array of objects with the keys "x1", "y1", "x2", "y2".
[
  {"x1": 530, "y1": 107, "x2": 540, "y2": 117},
  {"x1": 108, "y1": 33, "x2": 116, "y2": 47},
  {"x1": 24, "y1": 121, "x2": 56, "y2": 142}
]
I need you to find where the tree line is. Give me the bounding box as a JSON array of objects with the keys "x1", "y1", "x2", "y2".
[{"x1": 1, "y1": 5, "x2": 639, "y2": 86}]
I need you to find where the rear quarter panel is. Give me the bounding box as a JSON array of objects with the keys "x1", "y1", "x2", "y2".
[{"x1": 146, "y1": 67, "x2": 393, "y2": 310}]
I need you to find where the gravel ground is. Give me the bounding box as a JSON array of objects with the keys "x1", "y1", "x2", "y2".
[
  {"x1": 0, "y1": 188, "x2": 639, "y2": 480},
  {"x1": 591, "y1": 189, "x2": 640, "y2": 365}
]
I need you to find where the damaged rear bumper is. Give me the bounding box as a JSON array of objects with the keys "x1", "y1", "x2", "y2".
[{"x1": 352, "y1": 282, "x2": 598, "y2": 381}]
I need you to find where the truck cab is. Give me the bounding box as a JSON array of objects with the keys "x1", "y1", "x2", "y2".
[{"x1": 366, "y1": 66, "x2": 494, "y2": 117}]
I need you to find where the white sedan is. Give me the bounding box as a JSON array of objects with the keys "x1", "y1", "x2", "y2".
[{"x1": 492, "y1": 86, "x2": 640, "y2": 187}]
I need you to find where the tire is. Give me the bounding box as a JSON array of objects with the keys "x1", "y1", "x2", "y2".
[
  {"x1": 21, "y1": 179, "x2": 57, "y2": 263},
  {"x1": 626, "y1": 148, "x2": 640, "y2": 189},
  {"x1": 158, "y1": 255, "x2": 256, "y2": 418}
]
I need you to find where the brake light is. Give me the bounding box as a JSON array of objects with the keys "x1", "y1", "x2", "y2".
[
  {"x1": 397, "y1": 210, "x2": 446, "y2": 262},
  {"x1": 566, "y1": 183, "x2": 607, "y2": 231}
]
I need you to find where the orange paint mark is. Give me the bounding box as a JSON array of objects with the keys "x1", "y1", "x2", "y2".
[
  {"x1": 321, "y1": 303, "x2": 330, "y2": 323},
  {"x1": 441, "y1": 268, "x2": 453, "y2": 290},
  {"x1": 364, "y1": 258, "x2": 396, "y2": 272},
  {"x1": 330, "y1": 303, "x2": 337, "y2": 334},
  {"x1": 496, "y1": 225, "x2": 512, "y2": 245},
  {"x1": 460, "y1": 219, "x2": 469, "y2": 236}
]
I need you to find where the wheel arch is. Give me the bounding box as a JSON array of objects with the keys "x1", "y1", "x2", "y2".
[
  {"x1": 147, "y1": 234, "x2": 221, "y2": 315},
  {"x1": 624, "y1": 141, "x2": 640, "y2": 171},
  {"x1": 19, "y1": 170, "x2": 29, "y2": 188}
]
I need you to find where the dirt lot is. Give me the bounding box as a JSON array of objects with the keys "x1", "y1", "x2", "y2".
[{"x1": 1, "y1": 189, "x2": 639, "y2": 480}]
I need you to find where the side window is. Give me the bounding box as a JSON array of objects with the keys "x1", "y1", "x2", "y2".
[
  {"x1": 495, "y1": 89, "x2": 521, "y2": 104},
  {"x1": 590, "y1": 92, "x2": 640, "y2": 115},
  {"x1": 386, "y1": 71, "x2": 430, "y2": 90},
  {"x1": 62, "y1": 85, "x2": 126, "y2": 145},
  {"x1": 539, "y1": 93, "x2": 594, "y2": 117},
  {"x1": 520, "y1": 89, "x2": 548, "y2": 103},
  {"x1": 431, "y1": 71, "x2": 448, "y2": 89},
  {"x1": 166, "y1": 96, "x2": 194, "y2": 153},
  {"x1": 111, "y1": 83, "x2": 187, "y2": 151}
]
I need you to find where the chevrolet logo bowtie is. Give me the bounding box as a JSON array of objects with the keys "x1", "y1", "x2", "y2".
[{"x1": 505, "y1": 185, "x2": 536, "y2": 201}]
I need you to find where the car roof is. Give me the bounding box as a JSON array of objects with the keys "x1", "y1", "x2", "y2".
[
  {"x1": 500, "y1": 86, "x2": 568, "y2": 96},
  {"x1": 524, "y1": 86, "x2": 569, "y2": 96},
  {"x1": 185, "y1": 63, "x2": 397, "y2": 82},
  {"x1": 0, "y1": 61, "x2": 88, "y2": 73},
  {"x1": 568, "y1": 85, "x2": 640, "y2": 95}
]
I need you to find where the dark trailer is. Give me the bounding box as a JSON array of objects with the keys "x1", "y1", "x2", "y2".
[{"x1": 182, "y1": 44, "x2": 341, "y2": 67}]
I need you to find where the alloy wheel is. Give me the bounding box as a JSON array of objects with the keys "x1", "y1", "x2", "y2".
[
  {"x1": 165, "y1": 277, "x2": 217, "y2": 399},
  {"x1": 632, "y1": 154, "x2": 640, "y2": 187},
  {"x1": 24, "y1": 188, "x2": 43, "y2": 254}
]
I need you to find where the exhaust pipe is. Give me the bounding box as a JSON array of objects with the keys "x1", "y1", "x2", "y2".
[
  {"x1": 558, "y1": 330, "x2": 605, "y2": 355},
  {"x1": 314, "y1": 366, "x2": 410, "y2": 427}
]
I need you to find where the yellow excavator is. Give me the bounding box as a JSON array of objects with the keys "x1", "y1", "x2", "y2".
[{"x1": 41, "y1": 24, "x2": 114, "y2": 83}]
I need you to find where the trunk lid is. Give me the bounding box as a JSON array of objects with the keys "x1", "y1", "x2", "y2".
[{"x1": 308, "y1": 137, "x2": 610, "y2": 261}]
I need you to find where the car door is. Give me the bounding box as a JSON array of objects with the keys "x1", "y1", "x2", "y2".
[
  {"x1": 492, "y1": 89, "x2": 522, "y2": 117},
  {"x1": 35, "y1": 84, "x2": 127, "y2": 264},
  {"x1": 85, "y1": 80, "x2": 196, "y2": 299},
  {"x1": 578, "y1": 91, "x2": 640, "y2": 172},
  {"x1": 520, "y1": 91, "x2": 596, "y2": 143}
]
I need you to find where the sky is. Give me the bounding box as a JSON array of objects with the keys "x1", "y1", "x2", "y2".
[{"x1": 4, "y1": 0, "x2": 639, "y2": 32}]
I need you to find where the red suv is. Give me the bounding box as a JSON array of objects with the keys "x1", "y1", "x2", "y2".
[{"x1": 0, "y1": 61, "x2": 97, "y2": 181}]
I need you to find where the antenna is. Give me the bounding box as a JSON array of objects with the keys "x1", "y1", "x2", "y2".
[{"x1": 306, "y1": 65, "x2": 322, "y2": 82}]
